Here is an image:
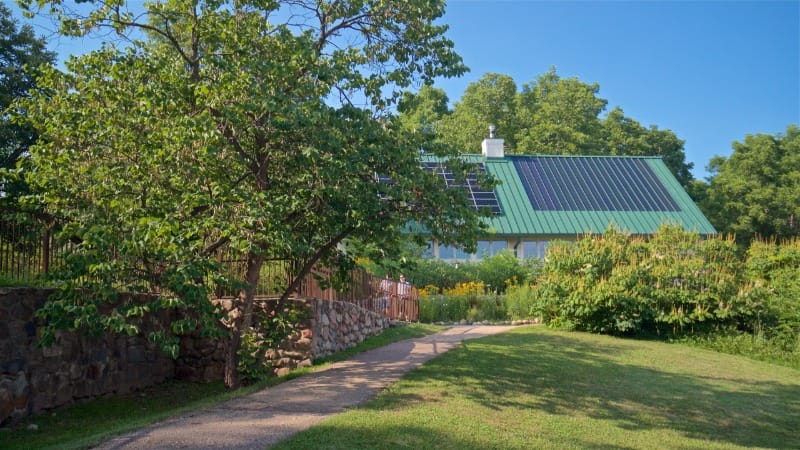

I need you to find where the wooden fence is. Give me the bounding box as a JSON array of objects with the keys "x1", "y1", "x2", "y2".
[{"x1": 0, "y1": 212, "x2": 418, "y2": 320}]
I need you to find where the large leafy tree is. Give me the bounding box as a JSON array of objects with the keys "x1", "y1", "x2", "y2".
[
  {"x1": 438, "y1": 72, "x2": 520, "y2": 152},
  {"x1": 396, "y1": 84, "x2": 450, "y2": 135},
  {"x1": 701, "y1": 125, "x2": 800, "y2": 245},
  {"x1": 515, "y1": 68, "x2": 606, "y2": 155},
  {"x1": 0, "y1": 1, "x2": 54, "y2": 201},
  {"x1": 18, "y1": 0, "x2": 484, "y2": 389}
]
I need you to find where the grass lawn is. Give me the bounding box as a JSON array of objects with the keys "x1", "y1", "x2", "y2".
[
  {"x1": 273, "y1": 326, "x2": 800, "y2": 450},
  {"x1": 0, "y1": 323, "x2": 445, "y2": 450}
]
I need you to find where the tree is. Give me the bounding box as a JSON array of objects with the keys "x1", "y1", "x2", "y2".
[
  {"x1": 0, "y1": 1, "x2": 54, "y2": 201},
  {"x1": 515, "y1": 67, "x2": 606, "y2": 155},
  {"x1": 397, "y1": 85, "x2": 449, "y2": 135},
  {"x1": 438, "y1": 73, "x2": 519, "y2": 152},
  {"x1": 701, "y1": 125, "x2": 800, "y2": 245},
  {"x1": 19, "y1": 0, "x2": 485, "y2": 389}
]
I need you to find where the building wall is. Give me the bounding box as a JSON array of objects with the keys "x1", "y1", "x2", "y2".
[{"x1": 425, "y1": 237, "x2": 568, "y2": 262}]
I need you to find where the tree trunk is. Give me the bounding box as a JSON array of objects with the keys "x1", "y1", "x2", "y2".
[{"x1": 223, "y1": 250, "x2": 265, "y2": 390}]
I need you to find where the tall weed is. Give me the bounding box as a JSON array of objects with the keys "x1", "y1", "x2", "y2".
[{"x1": 418, "y1": 281, "x2": 506, "y2": 322}]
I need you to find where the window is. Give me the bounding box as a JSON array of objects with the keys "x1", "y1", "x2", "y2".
[
  {"x1": 522, "y1": 241, "x2": 538, "y2": 259},
  {"x1": 491, "y1": 240, "x2": 507, "y2": 255},
  {"x1": 421, "y1": 241, "x2": 433, "y2": 259},
  {"x1": 455, "y1": 246, "x2": 471, "y2": 261},
  {"x1": 522, "y1": 240, "x2": 550, "y2": 259},
  {"x1": 438, "y1": 244, "x2": 456, "y2": 260},
  {"x1": 538, "y1": 241, "x2": 549, "y2": 258},
  {"x1": 476, "y1": 240, "x2": 507, "y2": 259},
  {"x1": 477, "y1": 240, "x2": 491, "y2": 258}
]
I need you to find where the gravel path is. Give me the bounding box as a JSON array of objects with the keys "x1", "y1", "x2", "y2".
[{"x1": 95, "y1": 325, "x2": 516, "y2": 450}]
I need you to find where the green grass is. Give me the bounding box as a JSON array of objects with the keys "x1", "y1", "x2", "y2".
[
  {"x1": 0, "y1": 273, "x2": 48, "y2": 287},
  {"x1": 0, "y1": 323, "x2": 445, "y2": 450},
  {"x1": 272, "y1": 326, "x2": 800, "y2": 450}
]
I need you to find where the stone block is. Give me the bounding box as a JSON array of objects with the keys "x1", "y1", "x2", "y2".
[
  {"x1": 0, "y1": 389, "x2": 14, "y2": 424},
  {"x1": 128, "y1": 345, "x2": 146, "y2": 363},
  {"x1": 1, "y1": 358, "x2": 25, "y2": 374},
  {"x1": 282, "y1": 351, "x2": 306, "y2": 360},
  {"x1": 294, "y1": 338, "x2": 312, "y2": 351}
]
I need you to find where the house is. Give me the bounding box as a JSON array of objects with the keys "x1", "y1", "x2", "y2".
[{"x1": 420, "y1": 131, "x2": 716, "y2": 261}]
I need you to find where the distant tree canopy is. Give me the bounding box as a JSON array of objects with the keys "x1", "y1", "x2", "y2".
[
  {"x1": 700, "y1": 125, "x2": 800, "y2": 245},
  {"x1": 399, "y1": 68, "x2": 695, "y2": 187},
  {"x1": 0, "y1": 1, "x2": 55, "y2": 202}
]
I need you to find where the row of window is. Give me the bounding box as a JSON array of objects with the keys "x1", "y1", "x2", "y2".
[{"x1": 422, "y1": 239, "x2": 550, "y2": 261}]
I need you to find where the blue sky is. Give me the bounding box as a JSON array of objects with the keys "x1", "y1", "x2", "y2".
[
  {"x1": 436, "y1": 1, "x2": 799, "y2": 179},
  {"x1": 11, "y1": 1, "x2": 800, "y2": 180}
]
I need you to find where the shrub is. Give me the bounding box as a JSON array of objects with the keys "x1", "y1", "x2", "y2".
[
  {"x1": 404, "y1": 249, "x2": 538, "y2": 294},
  {"x1": 404, "y1": 258, "x2": 466, "y2": 292},
  {"x1": 527, "y1": 225, "x2": 745, "y2": 335},
  {"x1": 418, "y1": 281, "x2": 506, "y2": 323},
  {"x1": 505, "y1": 283, "x2": 535, "y2": 320},
  {"x1": 675, "y1": 328, "x2": 800, "y2": 370},
  {"x1": 739, "y1": 238, "x2": 800, "y2": 338}
]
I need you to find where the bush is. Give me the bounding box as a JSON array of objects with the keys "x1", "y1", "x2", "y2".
[
  {"x1": 738, "y1": 238, "x2": 800, "y2": 338},
  {"x1": 527, "y1": 225, "x2": 745, "y2": 335},
  {"x1": 404, "y1": 250, "x2": 539, "y2": 294},
  {"x1": 505, "y1": 283, "x2": 538, "y2": 320},
  {"x1": 418, "y1": 281, "x2": 506, "y2": 323}
]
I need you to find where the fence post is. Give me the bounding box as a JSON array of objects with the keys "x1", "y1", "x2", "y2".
[{"x1": 41, "y1": 225, "x2": 51, "y2": 274}]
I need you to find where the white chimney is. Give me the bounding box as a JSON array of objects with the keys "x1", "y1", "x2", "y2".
[{"x1": 481, "y1": 125, "x2": 504, "y2": 158}]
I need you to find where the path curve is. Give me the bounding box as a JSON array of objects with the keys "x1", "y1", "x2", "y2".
[{"x1": 95, "y1": 325, "x2": 516, "y2": 450}]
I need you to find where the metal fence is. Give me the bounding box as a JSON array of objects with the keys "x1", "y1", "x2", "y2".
[
  {"x1": 0, "y1": 212, "x2": 418, "y2": 320},
  {"x1": 0, "y1": 213, "x2": 72, "y2": 282}
]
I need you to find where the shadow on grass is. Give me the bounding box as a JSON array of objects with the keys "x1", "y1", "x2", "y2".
[
  {"x1": 271, "y1": 422, "x2": 562, "y2": 450},
  {"x1": 369, "y1": 329, "x2": 799, "y2": 449}
]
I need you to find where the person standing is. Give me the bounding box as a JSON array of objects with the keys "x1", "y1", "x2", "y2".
[
  {"x1": 379, "y1": 274, "x2": 395, "y2": 316},
  {"x1": 397, "y1": 274, "x2": 412, "y2": 300}
]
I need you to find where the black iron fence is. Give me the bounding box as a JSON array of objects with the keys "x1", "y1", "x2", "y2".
[{"x1": 0, "y1": 212, "x2": 71, "y2": 283}]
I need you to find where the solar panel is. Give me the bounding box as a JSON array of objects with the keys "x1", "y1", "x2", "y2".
[
  {"x1": 511, "y1": 156, "x2": 680, "y2": 212},
  {"x1": 421, "y1": 162, "x2": 502, "y2": 214}
]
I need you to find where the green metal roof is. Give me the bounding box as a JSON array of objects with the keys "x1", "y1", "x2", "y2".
[{"x1": 421, "y1": 154, "x2": 716, "y2": 237}]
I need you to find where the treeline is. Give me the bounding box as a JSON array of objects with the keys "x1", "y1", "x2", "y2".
[{"x1": 398, "y1": 69, "x2": 693, "y2": 186}]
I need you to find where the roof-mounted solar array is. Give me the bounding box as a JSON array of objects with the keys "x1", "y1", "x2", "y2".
[
  {"x1": 511, "y1": 156, "x2": 680, "y2": 212},
  {"x1": 421, "y1": 162, "x2": 502, "y2": 214}
]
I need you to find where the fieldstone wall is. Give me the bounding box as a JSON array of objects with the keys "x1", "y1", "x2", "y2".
[
  {"x1": 309, "y1": 298, "x2": 390, "y2": 358},
  {"x1": 175, "y1": 298, "x2": 390, "y2": 380},
  {"x1": 0, "y1": 289, "x2": 390, "y2": 425},
  {"x1": 0, "y1": 288, "x2": 176, "y2": 425}
]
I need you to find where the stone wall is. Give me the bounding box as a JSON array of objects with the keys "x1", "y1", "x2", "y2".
[
  {"x1": 0, "y1": 288, "x2": 176, "y2": 425},
  {"x1": 309, "y1": 298, "x2": 390, "y2": 358},
  {"x1": 174, "y1": 298, "x2": 390, "y2": 381},
  {"x1": 0, "y1": 288, "x2": 390, "y2": 425}
]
